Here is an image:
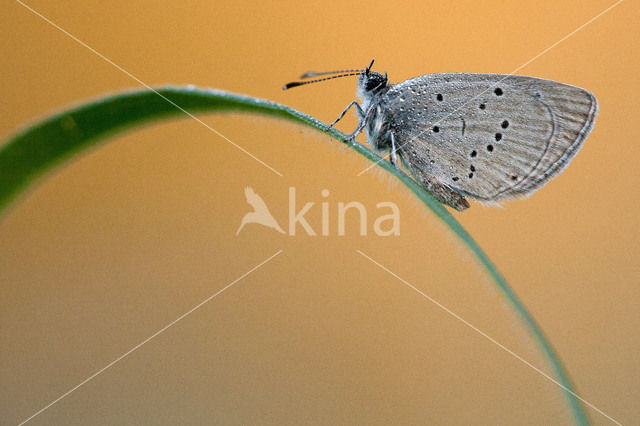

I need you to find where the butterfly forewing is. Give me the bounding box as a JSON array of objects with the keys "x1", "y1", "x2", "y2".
[{"x1": 385, "y1": 74, "x2": 597, "y2": 202}]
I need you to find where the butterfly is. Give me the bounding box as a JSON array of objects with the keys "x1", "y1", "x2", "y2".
[{"x1": 284, "y1": 59, "x2": 597, "y2": 211}]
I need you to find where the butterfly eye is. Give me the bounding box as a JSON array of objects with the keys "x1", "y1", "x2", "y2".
[{"x1": 365, "y1": 75, "x2": 384, "y2": 91}]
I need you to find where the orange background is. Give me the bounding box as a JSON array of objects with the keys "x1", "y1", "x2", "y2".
[{"x1": 1, "y1": 0, "x2": 638, "y2": 424}]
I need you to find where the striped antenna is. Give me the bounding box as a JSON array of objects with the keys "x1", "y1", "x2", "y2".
[
  {"x1": 282, "y1": 72, "x2": 362, "y2": 90},
  {"x1": 299, "y1": 68, "x2": 365, "y2": 79}
]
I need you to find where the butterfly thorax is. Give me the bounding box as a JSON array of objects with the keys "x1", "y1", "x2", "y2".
[{"x1": 357, "y1": 71, "x2": 394, "y2": 152}]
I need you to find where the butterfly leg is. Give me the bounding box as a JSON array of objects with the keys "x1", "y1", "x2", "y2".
[
  {"x1": 345, "y1": 106, "x2": 374, "y2": 141},
  {"x1": 327, "y1": 100, "x2": 364, "y2": 131},
  {"x1": 389, "y1": 132, "x2": 399, "y2": 170}
]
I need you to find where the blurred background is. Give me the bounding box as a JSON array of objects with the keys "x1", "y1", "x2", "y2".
[{"x1": 1, "y1": 0, "x2": 638, "y2": 424}]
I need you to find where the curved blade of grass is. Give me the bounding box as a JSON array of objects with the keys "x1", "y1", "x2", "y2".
[{"x1": 0, "y1": 87, "x2": 588, "y2": 425}]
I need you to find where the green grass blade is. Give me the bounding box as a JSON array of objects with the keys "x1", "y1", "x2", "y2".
[{"x1": 0, "y1": 87, "x2": 588, "y2": 424}]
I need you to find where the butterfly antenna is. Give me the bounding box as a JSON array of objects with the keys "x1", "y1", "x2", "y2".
[
  {"x1": 299, "y1": 68, "x2": 365, "y2": 79},
  {"x1": 298, "y1": 59, "x2": 375, "y2": 78},
  {"x1": 282, "y1": 72, "x2": 362, "y2": 90},
  {"x1": 365, "y1": 58, "x2": 375, "y2": 75}
]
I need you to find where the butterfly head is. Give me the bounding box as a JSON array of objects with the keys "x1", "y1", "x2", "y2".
[{"x1": 358, "y1": 59, "x2": 388, "y2": 94}]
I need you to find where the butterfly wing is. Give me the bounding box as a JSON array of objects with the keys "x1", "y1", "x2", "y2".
[{"x1": 384, "y1": 73, "x2": 597, "y2": 202}]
